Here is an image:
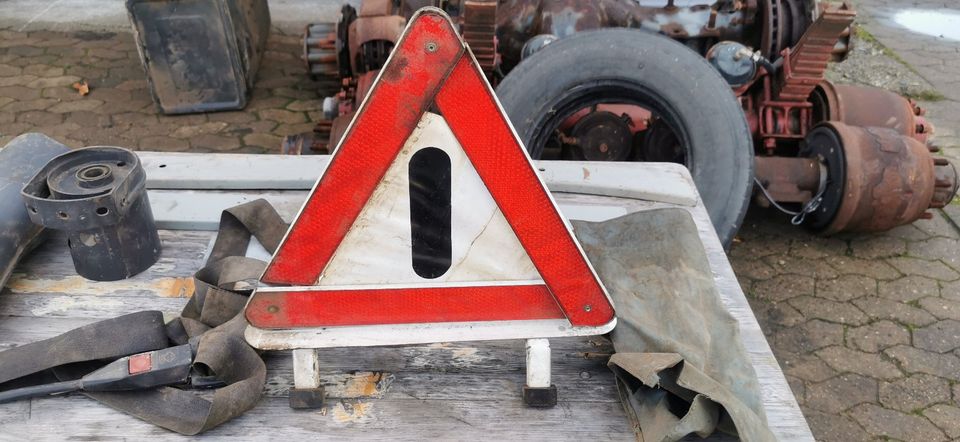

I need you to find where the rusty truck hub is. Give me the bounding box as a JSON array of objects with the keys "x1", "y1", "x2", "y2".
[{"x1": 292, "y1": 0, "x2": 958, "y2": 238}]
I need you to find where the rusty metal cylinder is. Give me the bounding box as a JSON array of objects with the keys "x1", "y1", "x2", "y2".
[
  {"x1": 754, "y1": 156, "x2": 822, "y2": 204},
  {"x1": 21, "y1": 147, "x2": 161, "y2": 281},
  {"x1": 801, "y1": 122, "x2": 940, "y2": 235},
  {"x1": 812, "y1": 81, "x2": 931, "y2": 142}
]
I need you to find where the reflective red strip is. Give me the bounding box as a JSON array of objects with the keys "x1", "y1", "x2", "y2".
[
  {"x1": 255, "y1": 10, "x2": 615, "y2": 329},
  {"x1": 245, "y1": 285, "x2": 565, "y2": 328},
  {"x1": 261, "y1": 13, "x2": 464, "y2": 285},
  {"x1": 434, "y1": 57, "x2": 615, "y2": 327}
]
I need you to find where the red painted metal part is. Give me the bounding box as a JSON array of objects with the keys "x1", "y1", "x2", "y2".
[
  {"x1": 256, "y1": 9, "x2": 614, "y2": 328},
  {"x1": 247, "y1": 285, "x2": 565, "y2": 327},
  {"x1": 436, "y1": 55, "x2": 614, "y2": 327},
  {"x1": 261, "y1": 11, "x2": 463, "y2": 285}
]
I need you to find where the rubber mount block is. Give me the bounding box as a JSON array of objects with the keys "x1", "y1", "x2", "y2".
[
  {"x1": 289, "y1": 387, "x2": 325, "y2": 409},
  {"x1": 522, "y1": 385, "x2": 557, "y2": 408}
]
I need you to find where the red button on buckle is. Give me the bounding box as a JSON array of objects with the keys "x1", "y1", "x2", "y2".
[{"x1": 128, "y1": 353, "x2": 152, "y2": 374}]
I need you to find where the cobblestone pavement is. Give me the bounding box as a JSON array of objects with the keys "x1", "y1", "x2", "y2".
[
  {"x1": 3, "y1": 3, "x2": 960, "y2": 441},
  {"x1": 0, "y1": 28, "x2": 320, "y2": 152},
  {"x1": 733, "y1": 2, "x2": 960, "y2": 441}
]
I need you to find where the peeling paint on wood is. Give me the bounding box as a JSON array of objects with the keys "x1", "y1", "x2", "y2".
[{"x1": 5, "y1": 275, "x2": 196, "y2": 298}]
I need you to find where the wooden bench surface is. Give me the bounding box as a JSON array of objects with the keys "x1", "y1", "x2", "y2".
[{"x1": 0, "y1": 155, "x2": 811, "y2": 440}]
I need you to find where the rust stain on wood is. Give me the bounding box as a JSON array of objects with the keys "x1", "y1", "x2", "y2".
[
  {"x1": 334, "y1": 372, "x2": 393, "y2": 398},
  {"x1": 6, "y1": 275, "x2": 196, "y2": 298},
  {"x1": 331, "y1": 401, "x2": 374, "y2": 423}
]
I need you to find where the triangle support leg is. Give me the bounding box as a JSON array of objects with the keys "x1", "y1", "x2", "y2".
[
  {"x1": 290, "y1": 348, "x2": 325, "y2": 409},
  {"x1": 523, "y1": 338, "x2": 557, "y2": 407}
]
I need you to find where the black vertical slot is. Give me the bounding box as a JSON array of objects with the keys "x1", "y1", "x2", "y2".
[{"x1": 409, "y1": 147, "x2": 452, "y2": 278}]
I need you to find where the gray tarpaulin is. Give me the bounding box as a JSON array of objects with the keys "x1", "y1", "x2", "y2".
[{"x1": 573, "y1": 208, "x2": 775, "y2": 442}]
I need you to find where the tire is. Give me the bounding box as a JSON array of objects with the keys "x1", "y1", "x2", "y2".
[{"x1": 496, "y1": 28, "x2": 754, "y2": 248}]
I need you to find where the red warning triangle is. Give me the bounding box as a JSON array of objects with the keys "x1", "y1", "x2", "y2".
[{"x1": 246, "y1": 8, "x2": 614, "y2": 329}]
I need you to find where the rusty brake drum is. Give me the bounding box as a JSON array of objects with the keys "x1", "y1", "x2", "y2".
[{"x1": 800, "y1": 122, "x2": 952, "y2": 235}]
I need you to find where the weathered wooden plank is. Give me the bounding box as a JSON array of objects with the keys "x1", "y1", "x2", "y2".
[
  {"x1": 0, "y1": 150, "x2": 811, "y2": 438},
  {"x1": 139, "y1": 152, "x2": 699, "y2": 206},
  {"x1": 1, "y1": 395, "x2": 635, "y2": 441}
]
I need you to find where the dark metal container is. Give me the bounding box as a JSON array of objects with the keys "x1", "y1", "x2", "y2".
[
  {"x1": 21, "y1": 148, "x2": 162, "y2": 281},
  {"x1": 126, "y1": 0, "x2": 271, "y2": 114},
  {"x1": 0, "y1": 134, "x2": 71, "y2": 290}
]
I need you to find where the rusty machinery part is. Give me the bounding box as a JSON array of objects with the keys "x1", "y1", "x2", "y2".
[
  {"x1": 759, "y1": 0, "x2": 811, "y2": 61},
  {"x1": 347, "y1": 2, "x2": 406, "y2": 74},
  {"x1": 21, "y1": 147, "x2": 162, "y2": 281},
  {"x1": 461, "y1": 0, "x2": 498, "y2": 75},
  {"x1": 281, "y1": 120, "x2": 335, "y2": 155},
  {"x1": 560, "y1": 111, "x2": 634, "y2": 161},
  {"x1": 798, "y1": 122, "x2": 956, "y2": 234},
  {"x1": 496, "y1": 28, "x2": 754, "y2": 248},
  {"x1": 811, "y1": 81, "x2": 933, "y2": 144},
  {"x1": 707, "y1": 41, "x2": 760, "y2": 87},
  {"x1": 303, "y1": 22, "x2": 343, "y2": 95},
  {"x1": 495, "y1": 0, "x2": 760, "y2": 72},
  {"x1": 521, "y1": 34, "x2": 559, "y2": 60},
  {"x1": 775, "y1": 4, "x2": 855, "y2": 102},
  {"x1": 751, "y1": 3, "x2": 855, "y2": 151},
  {"x1": 753, "y1": 156, "x2": 828, "y2": 225},
  {"x1": 337, "y1": 4, "x2": 359, "y2": 77}
]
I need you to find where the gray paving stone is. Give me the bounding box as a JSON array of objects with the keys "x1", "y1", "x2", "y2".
[
  {"x1": 752, "y1": 274, "x2": 815, "y2": 302},
  {"x1": 773, "y1": 319, "x2": 844, "y2": 354},
  {"x1": 730, "y1": 258, "x2": 777, "y2": 281},
  {"x1": 789, "y1": 296, "x2": 869, "y2": 325},
  {"x1": 914, "y1": 320, "x2": 960, "y2": 353},
  {"x1": 878, "y1": 276, "x2": 939, "y2": 302},
  {"x1": 816, "y1": 346, "x2": 902, "y2": 380},
  {"x1": 816, "y1": 275, "x2": 876, "y2": 302},
  {"x1": 762, "y1": 254, "x2": 840, "y2": 279},
  {"x1": 940, "y1": 279, "x2": 960, "y2": 301},
  {"x1": 884, "y1": 345, "x2": 960, "y2": 382},
  {"x1": 919, "y1": 297, "x2": 960, "y2": 320},
  {"x1": 749, "y1": 299, "x2": 807, "y2": 331},
  {"x1": 908, "y1": 238, "x2": 960, "y2": 268},
  {"x1": 852, "y1": 297, "x2": 938, "y2": 327},
  {"x1": 849, "y1": 403, "x2": 947, "y2": 441},
  {"x1": 924, "y1": 404, "x2": 960, "y2": 439},
  {"x1": 823, "y1": 256, "x2": 902, "y2": 280},
  {"x1": 788, "y1": 234, "x2": 849, "y2": 257},
  {"x1": 885, "y1": 224, "x2": 932, "y2": 241},
  {"x1": 170, "y1": 122, "x2": 229, "y2": 139},
  {"x1": 805, "y1": 374, "x2": 878, "y2": 413},
  {"x1": 804, "y1": 411, "x2": 872, "y2": 442},
  {"x1": 2, "y1": 98, "x2": 58, "y2": 113},
  {"x1": 887, "y1": 257, "x2": 959, "y2": 281},
  {"x1": 847, "y1": 320, "x2": 911, "y2": 353},
  {"x1": 914, "y1": 212, "x2": 960, "y2": 239},
  {"x1": 879, "y1": 374, "x2": 951, "y2": 412},
  {"x1": 850, "y1": 235, "x2": 906, "y2": 259},
  {"x1": 780, "y1": 352, "x2": 838, "y2": 383},
  {"x1": 47, "y1": 99, "x2": 103, "y2": 114}
]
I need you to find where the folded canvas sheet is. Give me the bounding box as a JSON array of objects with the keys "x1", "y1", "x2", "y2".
[{"x1": 573, "y1": 208, "x2": 774, "y2": 442}]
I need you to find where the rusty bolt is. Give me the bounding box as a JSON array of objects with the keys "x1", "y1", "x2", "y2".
[{"x1": 267, "y1": 305, "x2": 279, "y2": 313}]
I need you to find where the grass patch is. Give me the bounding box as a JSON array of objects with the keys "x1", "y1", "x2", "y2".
[
  {"x1": 853, "y1": 26, "x2": 947, "y2": 102},
  {"x1": 903, "y1": 89, "x2": 947, "y2": 102}
]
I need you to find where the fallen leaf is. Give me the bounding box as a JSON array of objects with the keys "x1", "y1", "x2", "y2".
[{"x1": 72, "y1": 80, "x2": 90, "y2": 96}]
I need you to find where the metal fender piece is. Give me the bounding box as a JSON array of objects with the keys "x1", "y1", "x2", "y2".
[{"x1": 0, "y1": 134, "x2": 70, "y2": 291}]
